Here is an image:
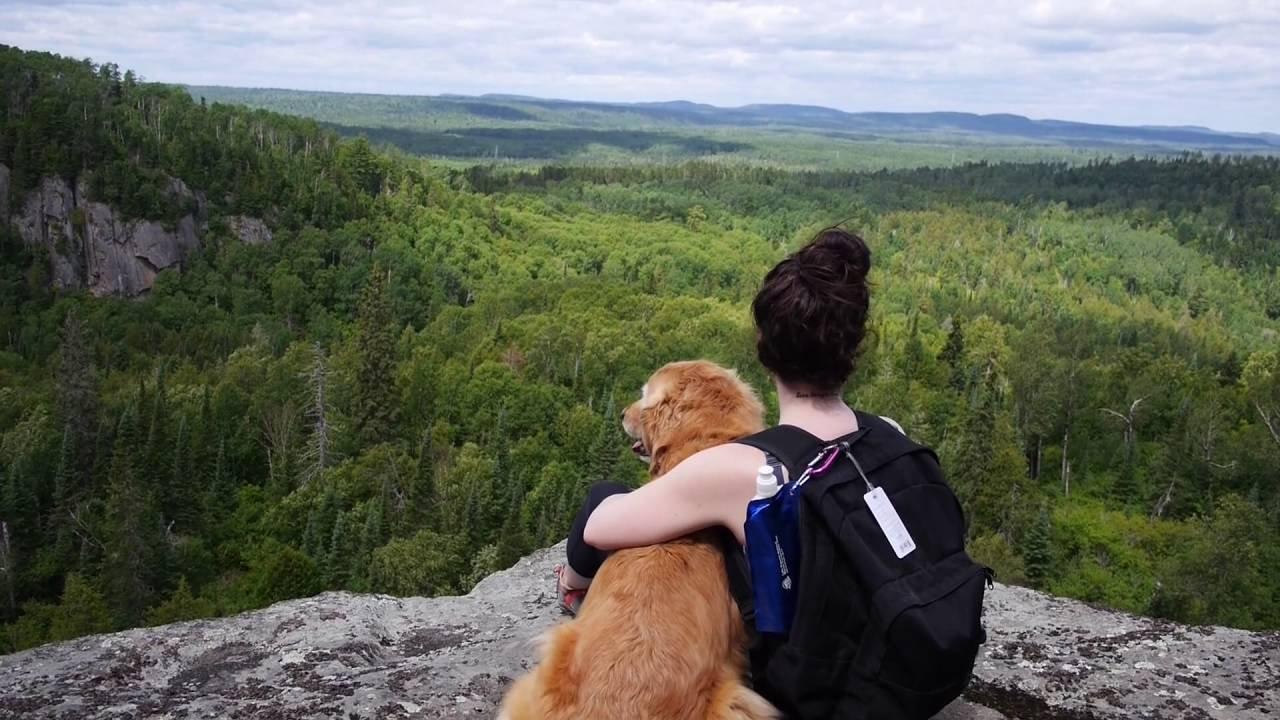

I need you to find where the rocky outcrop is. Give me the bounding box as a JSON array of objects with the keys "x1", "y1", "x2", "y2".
[
  {"x1": 228, "y1": 215, "x2": 273, "y2": 246},
  {"x1": 1, "y1": 164, "x2": 270, "y2": 297},
  {"x1": 0, "y1": 542, "x2": 1274, "y2": 719}
]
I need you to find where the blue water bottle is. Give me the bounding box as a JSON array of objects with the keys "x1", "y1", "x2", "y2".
[{"x1": 744, "y1": 465, "x2": 801, "y2": 634}]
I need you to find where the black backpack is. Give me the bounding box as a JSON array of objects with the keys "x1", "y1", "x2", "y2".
[{"x1": 728, "y1": 412, "x2": 992, "y2": 720}]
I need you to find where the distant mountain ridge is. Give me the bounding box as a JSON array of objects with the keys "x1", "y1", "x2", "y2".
[
  {"x1": 468, "y1": 93, "x2": 1278, "y2": 149},
  {"x1": 187, "y1": 85, "x2": 1280, "y2": 157}
]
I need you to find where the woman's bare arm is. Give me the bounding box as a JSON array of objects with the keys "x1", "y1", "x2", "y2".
[{"x1": 582, "y1": 442, "x2": 764, "y2": 549}]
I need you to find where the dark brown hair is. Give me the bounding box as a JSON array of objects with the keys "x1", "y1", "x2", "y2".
[{"x1": 752, "y1": 227, "x2": 871, "y2": 392}]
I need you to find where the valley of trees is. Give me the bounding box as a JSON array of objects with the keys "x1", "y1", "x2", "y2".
[{"x1": 1, "y1": 45, "x2": 1278, "y2": 653}]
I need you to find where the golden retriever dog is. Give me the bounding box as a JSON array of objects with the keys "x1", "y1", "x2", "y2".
[{"x1": 498, "y1": 360, "x2": 778, "y2": 720}]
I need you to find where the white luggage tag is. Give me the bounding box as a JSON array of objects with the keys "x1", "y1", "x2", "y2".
[
  {"x1": 864, "y1": 487, "x2": 917, "y2": 559},
  {"x1": 844, "y1": 446, "x2": 917, "y2": 559}
]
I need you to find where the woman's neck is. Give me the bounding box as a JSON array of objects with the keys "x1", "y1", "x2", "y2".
[{"x1": 774, "y1": 379, "x2": 859, "y2": 440}]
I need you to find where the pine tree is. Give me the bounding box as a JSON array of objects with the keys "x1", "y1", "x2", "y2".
[
  {"x1": 48, "y1": 573, "x2": 112, "y2": 642},
  {"x1": 463, "y1": 487, "x2": 483, "y2": 547},
  {"x1": 494, "y1": 490, "x2": 529, "y2": 569},
  {"x1": 354, "y1": 496, "x2": 386, "y2": 588},
  {"x1": 201, "y1": 436, "x2": 234, "y2": 538},
  {"x1": 901, "y1": 313, "x2": 927, "y2": 379},
  {"x1": 51, "y1": 424, "x2": 74, "y2": 553},
  {"x1": 141, "y1": 367, "x2": 171, "y2": 497},
  {"x1": 54, "y1": 310, "x2": 98, "y2": 503},
  {"x1": 101, "y1": 404, "x2": 160, "y2": 626},
  {"x1": 1113, "y1": 457, "x2": 1140, "y2": 509},
  {"x1": 948, "y1": 373, "x2": 1027, "y2": 538},
  {"x1": 407, "y1": 433, "x2": 438, "y2": 533},
  {"x1": 310, "y1": 485, "x2": 340, "y2": 563},
  {"x1": 165, "y1": 415, "x2": 197, "y2": 532},
  {"x1": 1023, "y1": 506, "x2": 1052, "y2": 589},
  {"x1": 302, "y1": 506, "x2": 323, "y2": 559},
  {"x1": 587, "y1": 392, "x2": 625, "y2": 489},
  {"x1": 940, "y1": 318, "x2": 967, "y2": 392},
  {"x1": 353, "y1": 265, "x2": 398, "y2": 445},
  {"x1": 144, "y1": 577, "x2": 214, "y2": 627},
  {"x1": 324, "y1": 511, "x2": 355, "y2": 588}
]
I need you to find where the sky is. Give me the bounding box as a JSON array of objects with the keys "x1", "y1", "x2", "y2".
[{"x1": 2, "y1": 0, "x2": 1278, "y2": 133}]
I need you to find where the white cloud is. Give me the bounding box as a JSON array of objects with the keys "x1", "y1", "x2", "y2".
[{"x1": 1, "y1": 0, "x2": 1276, "y2": 131}]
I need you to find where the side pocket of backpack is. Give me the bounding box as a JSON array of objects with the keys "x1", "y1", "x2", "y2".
[{"x1": 853, "y1": 550, "x2": 988, "y2": 715}]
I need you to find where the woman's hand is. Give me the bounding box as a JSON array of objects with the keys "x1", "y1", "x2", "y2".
[{"x1": 582, "y1": 442, "x2": 764, "y2": 549}]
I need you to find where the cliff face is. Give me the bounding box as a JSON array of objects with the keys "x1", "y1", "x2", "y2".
[
  {"x1": 1, "y1": 164, "x2": 270, "y2": 297},
  {"x1": 0, "y1": 542, "x2": 1274, "y2": 720}
]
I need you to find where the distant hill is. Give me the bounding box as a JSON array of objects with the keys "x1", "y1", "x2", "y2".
[
  {"x1": 190, "y1": 86, "x2": 1278, "y2": 150},
  {"x1": 185, "y1": 85, "x2": 1280, "y2": 168}
]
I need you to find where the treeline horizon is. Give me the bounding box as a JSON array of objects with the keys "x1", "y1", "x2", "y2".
[{"x1": 0, "y1": 45, "x2": 1278, "y2": 655}]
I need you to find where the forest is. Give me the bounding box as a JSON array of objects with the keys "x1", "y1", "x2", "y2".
[{"x1": 1, "y1": 45, "x2": 1278, "y2": 653}]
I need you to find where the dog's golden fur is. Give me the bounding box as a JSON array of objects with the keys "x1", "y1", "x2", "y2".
[{"x1": 498, "y1": 360, "x2": 777, "y2": 720}]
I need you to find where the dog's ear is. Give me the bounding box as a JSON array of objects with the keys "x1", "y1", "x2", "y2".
[{"x1": 648, "y1": 440, "x2": 672, "y2": 476}]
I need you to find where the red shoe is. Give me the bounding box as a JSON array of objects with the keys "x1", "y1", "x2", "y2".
[{"x1": 553, "y1": 564, "x2": 587, "y2": 616}]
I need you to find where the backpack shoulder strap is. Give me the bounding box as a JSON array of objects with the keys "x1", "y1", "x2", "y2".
[
  {"x1": 737, "y1": 425, "x2": 826, "y2": 477},
  {"x1": 847, "y1": 411, "x2": 937, "y2": 476}
]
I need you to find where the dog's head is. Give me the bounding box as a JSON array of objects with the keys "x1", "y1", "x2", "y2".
[{"x1": 622, "y1": 360, "x2": 765, "y2": 478}]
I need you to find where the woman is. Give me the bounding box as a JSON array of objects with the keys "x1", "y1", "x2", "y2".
[{"x1": 554, "y1": 226, "x2": 878, "y2": 611}]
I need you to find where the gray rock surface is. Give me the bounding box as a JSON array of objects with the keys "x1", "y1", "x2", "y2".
[
  {"x1": 0, "y1": 542, "x2": 1273, "y2": 719},
  {"x1": 1, "y1": 164, "x2": 261, "y2": 297},
  {"x1": 229, "y1": 215, "x2": 273, "y2": 246}
]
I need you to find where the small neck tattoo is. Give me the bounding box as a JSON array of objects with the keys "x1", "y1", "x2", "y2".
[{"x1": 795, "y1": 392, "x2": 840, "y2": 399}]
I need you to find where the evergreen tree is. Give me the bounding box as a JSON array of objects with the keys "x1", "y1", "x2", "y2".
[
  {"x1": 144, "y1": 577, "x2": 214, "y2": 627},
  {"x1": 47, "y1": 573, "x2": 112, "y2": 642},
  {"x1": 353, "y1": 265, "x2": 399, "y2": 445},
  {"x1": 587, "y1": 392, "x2": 625, "y2": 488},
  {"x1": 54, "y1": 310, "x2": 98, "y2": 504},
  {"x1": 141, "y1": 367, "x2": 171, "y2": 497},
  {"x1": 940, "y1": 318, "x2": 967, "y2": 392},
  {"x1": 363, "y1": 495, "x2": 386, "y2": 552},
  {"x1": 101, "y1": 405, "x2": 160, "y2": 626},
  {"x1": 51, "y1": 425, "x2": 75, "y2": 554},
  {"x1": 1113, "y1": 457, "x2": 1140, "y2": 509},
  {"x1": 463, "y1": 487, "x2": 483, "y2": 547},
  {"x1": 406, "y1": 433, "x2": 438, "y2": 533},
  {"x1": 1, "y1": 462, "x2": 37, "y2": 563},
  {"x1": 1023, "y1": 506, "x2": 1052, "y2": 589},
  {"x1": 494, "y1": 490, "x2": 529, "y2": 569},
  {"x1": 948, "y1": 373, "x2": 1028, "y2": 538},
  {"x1": 201, "y1": 436, "x2": 234, "y2": 536},
  {"x1": 901, "y1": 313, "x2": 927, "y2": 379},
  {"x1": 165, "y1": 415, "x2": 198, "y2": 532}
]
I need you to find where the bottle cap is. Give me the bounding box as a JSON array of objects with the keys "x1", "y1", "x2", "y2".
[{"x1": 755, "y1": 464, "x2": 779, "y2": 498}]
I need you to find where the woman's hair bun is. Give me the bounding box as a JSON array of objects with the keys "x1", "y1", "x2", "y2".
[
  {"x1": 801, "y1": 227, "x2": 871, "y2": 286},
  {"x1": 751, "y1": 227, "x2": 873, "y2": 391}
]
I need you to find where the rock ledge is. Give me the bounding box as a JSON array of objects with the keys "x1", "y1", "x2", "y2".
[{"x1": 0, "y1": 542, "x2": 1274, "y2": 719}]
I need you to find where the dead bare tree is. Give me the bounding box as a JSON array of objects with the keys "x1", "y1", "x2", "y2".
[
  {"x1": 299, "y1": 343, "x2": 336, "y2": 486},
  {"x1": 0, "y1": 521, "x2": 14, "y2": 617},
  {"x1": 1102, "y1": 396, "x2": 1147, "y2": 464},
  {"x1": 262, "y1": 401, "x2": 298, "y2": 493},
  {"x1": 1256, "y1": 401, "x2": 1280, "y2": 449}
]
